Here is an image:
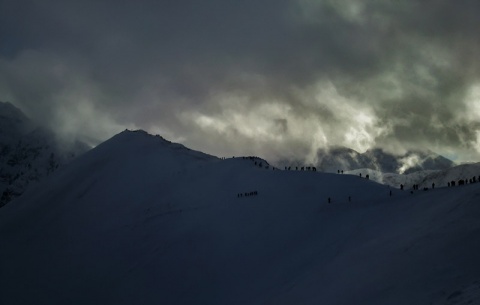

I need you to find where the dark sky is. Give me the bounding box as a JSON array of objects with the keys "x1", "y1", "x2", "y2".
[{"x1": 1, "y1": 0, "x2": 480, "y2": 162}]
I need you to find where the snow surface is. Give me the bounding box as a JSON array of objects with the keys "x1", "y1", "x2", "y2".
[{"x1": 1, "y1": 130, "x2": 480, "y2": 305}]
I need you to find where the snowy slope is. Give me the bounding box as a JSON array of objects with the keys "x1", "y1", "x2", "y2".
[
  {"x1": 1, "y1": 130, "x2": 480, "y2": 305},
  {"x1": 0, "y1": 101, "x2": 90, "y2": 206},
  {"x1": 345, "y1": 168, "x2": 439, "y2": 189},
  {"x1": 417, "y1": 163, "x2": 480, "y2": 188},
  {"x1": 346, "y1": 163, "x2": 480, "y2": 190}
]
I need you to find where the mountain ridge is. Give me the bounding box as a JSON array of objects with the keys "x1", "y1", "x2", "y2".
[{"x1": 1, "y1": 129, "x2": 480, "y2": 304}]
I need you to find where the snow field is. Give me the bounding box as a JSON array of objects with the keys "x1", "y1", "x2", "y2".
[{"x1": 1, "y1": 130, "x2": 480, "y2": 304}]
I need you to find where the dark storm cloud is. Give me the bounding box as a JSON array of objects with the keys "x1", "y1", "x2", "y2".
[{"x1": 1, "y1": 0, "x2": 480, "y2": 161}]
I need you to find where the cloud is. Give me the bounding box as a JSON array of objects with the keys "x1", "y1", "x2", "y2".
[
  {"x1": 1, "y1": 0, "x2": 480, "y2": 162},
  {"x1": 0, "y1": 50, "x2": 135, "y2": 144}
]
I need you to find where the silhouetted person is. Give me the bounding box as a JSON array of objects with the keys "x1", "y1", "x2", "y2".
[
  {"x1": 366, "y1": 174, "x2": 369, "y2": 180},
  {"x1": 400, "y1": 184, "x2": 404, "y2": 190},
  {"x1": 432, "y1": 183, "x2": 435, "y2": 189},
  {"x1": 328, "y1": 197, "x2": 331, "y2": 203}
]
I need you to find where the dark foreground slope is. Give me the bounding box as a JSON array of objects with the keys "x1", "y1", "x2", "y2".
[{"x1": 1, "y1": 130, "x2": 479, "y2": 305}]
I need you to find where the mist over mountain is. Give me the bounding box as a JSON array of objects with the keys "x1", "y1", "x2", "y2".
[
  {"x1": 275, "y1": 146, "x2": 455, "y2": 174},
  {"x1": 346, "y1": 161, "x2": 480, "y2": 190},
  {"x1": 0, "y1": 101, "x2": 90, "y2": 207},
  {"x1": 362, "y1": 148, "x2": 455, "y2": 174},
  {"x1": 0, "y1": 99, "x2": 462, "y2": 210},
  {"x1": 3, "y1": 1, "x2": 480, "y2": 301}
]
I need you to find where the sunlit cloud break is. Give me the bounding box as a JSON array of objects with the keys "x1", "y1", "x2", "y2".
[{"x1": 1, "y1": 0, "x2": 480, "y2": 162}]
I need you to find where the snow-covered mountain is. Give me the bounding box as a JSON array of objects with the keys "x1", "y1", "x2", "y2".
[
  {"x1": 315, "y1": 146, "x2": 368, "y2": 172},
  {"x1": 417, "y1": 162, "x2": 480, "y2": 188},
  {"x1": 276, "y1": 146, "x2": 455, "y2": 174},
  {"x1": 1, "y1": 129, "x2": 480, "y2": 305},
  {"x1": 345, "y1": 168, "x2": 438, "y2": 189},
  {"x1": 362, "y1": 148, "x2": 454, "y2": 174},
  {"x1": 345, "y1": 162, "x2": 480, "y2": 190},
  {"x1": 0, "y1": 101, "x2": 90, "y2": 207}
]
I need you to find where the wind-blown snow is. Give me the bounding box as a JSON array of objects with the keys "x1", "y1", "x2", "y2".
[{"x1": 1, "y1": 130, "x2": 480, "y2": 305}]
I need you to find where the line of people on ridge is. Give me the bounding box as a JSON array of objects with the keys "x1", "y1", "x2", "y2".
[
  {"x1": 237, "y1": 191, "x2": 258, "y2": 198},
  {"x1": 447, "y1": 176, "x2": 479, "y2": 186},
  {"x1": 283, "y1": 166, "x2": 317, "y2": 171},
  {"x1": 400, "y1": 175, "x2": 480, "y2": 190}
]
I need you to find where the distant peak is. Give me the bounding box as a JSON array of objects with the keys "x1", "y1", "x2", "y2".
[{"x1": 0, "y1": 101, "x2": 29, "y2": 120}]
